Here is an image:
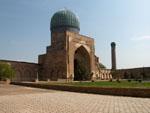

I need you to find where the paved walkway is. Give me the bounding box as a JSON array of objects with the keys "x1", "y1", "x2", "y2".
[{"x1": 0, "y1": 84, "x2": 150, "y2": 113}]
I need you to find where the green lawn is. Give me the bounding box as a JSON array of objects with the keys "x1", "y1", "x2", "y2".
[{"x1": 53, "y1": 81, "x2": 150, "y2": 88}]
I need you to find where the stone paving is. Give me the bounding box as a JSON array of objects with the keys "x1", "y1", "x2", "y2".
[{"x1": 0, "y1": 84, "x2": 150, "y2": 113}]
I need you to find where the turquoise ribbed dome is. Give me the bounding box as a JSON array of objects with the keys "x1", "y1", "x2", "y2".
[{"x1": 50, "y1": 9, "x2": 80, "y2": 33}]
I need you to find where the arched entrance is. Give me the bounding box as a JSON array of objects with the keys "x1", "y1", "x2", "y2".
[{"x1": 74, "y1": 46, "x2": 91, "y2": 81}]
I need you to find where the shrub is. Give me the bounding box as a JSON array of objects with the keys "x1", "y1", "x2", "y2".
[
  {"x1": 91, "y1": 80, "x2": 95, "y2": 82},
  {"x1": 0, "y1": 62, "x2": 15, "y2": 80},
  {"x1": 116, "y1": 79, "x2": 121, "y2": 83},
  {"x1": 138, "y1": 79, "x2": 142, "y2": 83},
  {"x1": 99, "y1": 63, "x2": 106, "y2": 69},
  {"x1": 128, "y1": 79, "x2": 131, "y2": 82},
  {"x1": 109, "y1": 79, "x2": 113, "y2": 82}
]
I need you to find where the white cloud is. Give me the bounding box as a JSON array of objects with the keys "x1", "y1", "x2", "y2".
[{"x1": 131, "y1": 35, "x2": 150, "y2": 41}]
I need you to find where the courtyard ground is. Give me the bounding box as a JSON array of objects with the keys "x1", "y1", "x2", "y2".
[{"x1": 0, "y1": 84, "x2": 150, "y2": 113}]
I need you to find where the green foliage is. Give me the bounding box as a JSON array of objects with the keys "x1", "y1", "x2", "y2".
[
  {"x1": 64, "y1": 81, "x2": 150, "y2": 88},
  {"x1": 99, "y1": 63, "x2": 106, "y2": 69},
  {"x1": 0, "y1": 62, "x2": 15, "y2": 80},
  {"x1": 74, "y1": 60, "x2": 89, "y2": 81},
  {"x1": 128, "y1": 79, "x2": 131, "y2": 82}
]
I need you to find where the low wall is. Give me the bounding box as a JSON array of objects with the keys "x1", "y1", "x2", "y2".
[
  {"x1": 117, "y1": 67, "x2": 150, "y2": 80},
  {"x1": 0, "y1": 60, "x2": 39, "y2": 81},
  {"x1": 12, "y1": 82, "x2": 150, "y2": 98}
]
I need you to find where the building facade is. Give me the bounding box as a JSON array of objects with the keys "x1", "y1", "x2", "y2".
[
  {"x1": 0, "y1": 9, "x2": 111, "y2": 82},
  {"x1": 38, "y1": 9, "x2": 97, "y2": 81},
  {"x1": 1, "y1": 9, "x2": 149, "y2": 82}
]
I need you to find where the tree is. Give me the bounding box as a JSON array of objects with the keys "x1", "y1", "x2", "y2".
[
  {"x1": 74, "y1": 60, "x2": 89, "y2": 81},
  {"x1": 0, "y1": 62, "x2": 15, "y2": 80},
  {"x1": 99, "y1": 63, "x2": 106, "y2": 69}
]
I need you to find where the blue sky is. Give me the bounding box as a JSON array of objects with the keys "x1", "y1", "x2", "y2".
[{"x1": 0, "y1": 0, "x2": 150, "y2": 69}]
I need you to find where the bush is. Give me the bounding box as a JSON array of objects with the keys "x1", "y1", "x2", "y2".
[
  {"x1": 138, "y1": 79, "x2": 142, "y2": 83},
  {"x1": 128, "y1": 79, "x2": 131, "y2": 82},
  {"x1": 91, "y1": 80, "x2": 95, "y2": 82},
  {"x1": 99, "y1": 63, "x2": 106, "y2": 69},
  {"x1": 0, "y1": 62, "x2": 15, "y2": 80},
  {"x1": 109, "y1": 79, "x2": 113, "y2": 82},
  {"x1": 116, "y1": 79, "x2": 121, "y2": 83}
]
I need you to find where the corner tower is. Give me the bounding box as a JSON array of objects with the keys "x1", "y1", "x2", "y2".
[{"x1": 38, "y1": 9, "x2": 96, "y2": 81}]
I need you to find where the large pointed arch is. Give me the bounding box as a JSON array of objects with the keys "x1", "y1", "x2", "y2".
[{"x1": 74, "y1": 46, "x2": 91, "y2": 81}]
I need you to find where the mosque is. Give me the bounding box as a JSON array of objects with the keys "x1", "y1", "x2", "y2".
[{"x1": 0, "y1": 9, "x2": 150, "y2": 81}]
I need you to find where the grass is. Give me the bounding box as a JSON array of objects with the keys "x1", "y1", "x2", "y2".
[{"x1": 45, "y1": 80, "x2": 150, "y2": 88}]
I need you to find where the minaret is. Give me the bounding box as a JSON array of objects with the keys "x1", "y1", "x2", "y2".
[{"x1": 111, "y1": 42, "x2": 116, "y2": 70}]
